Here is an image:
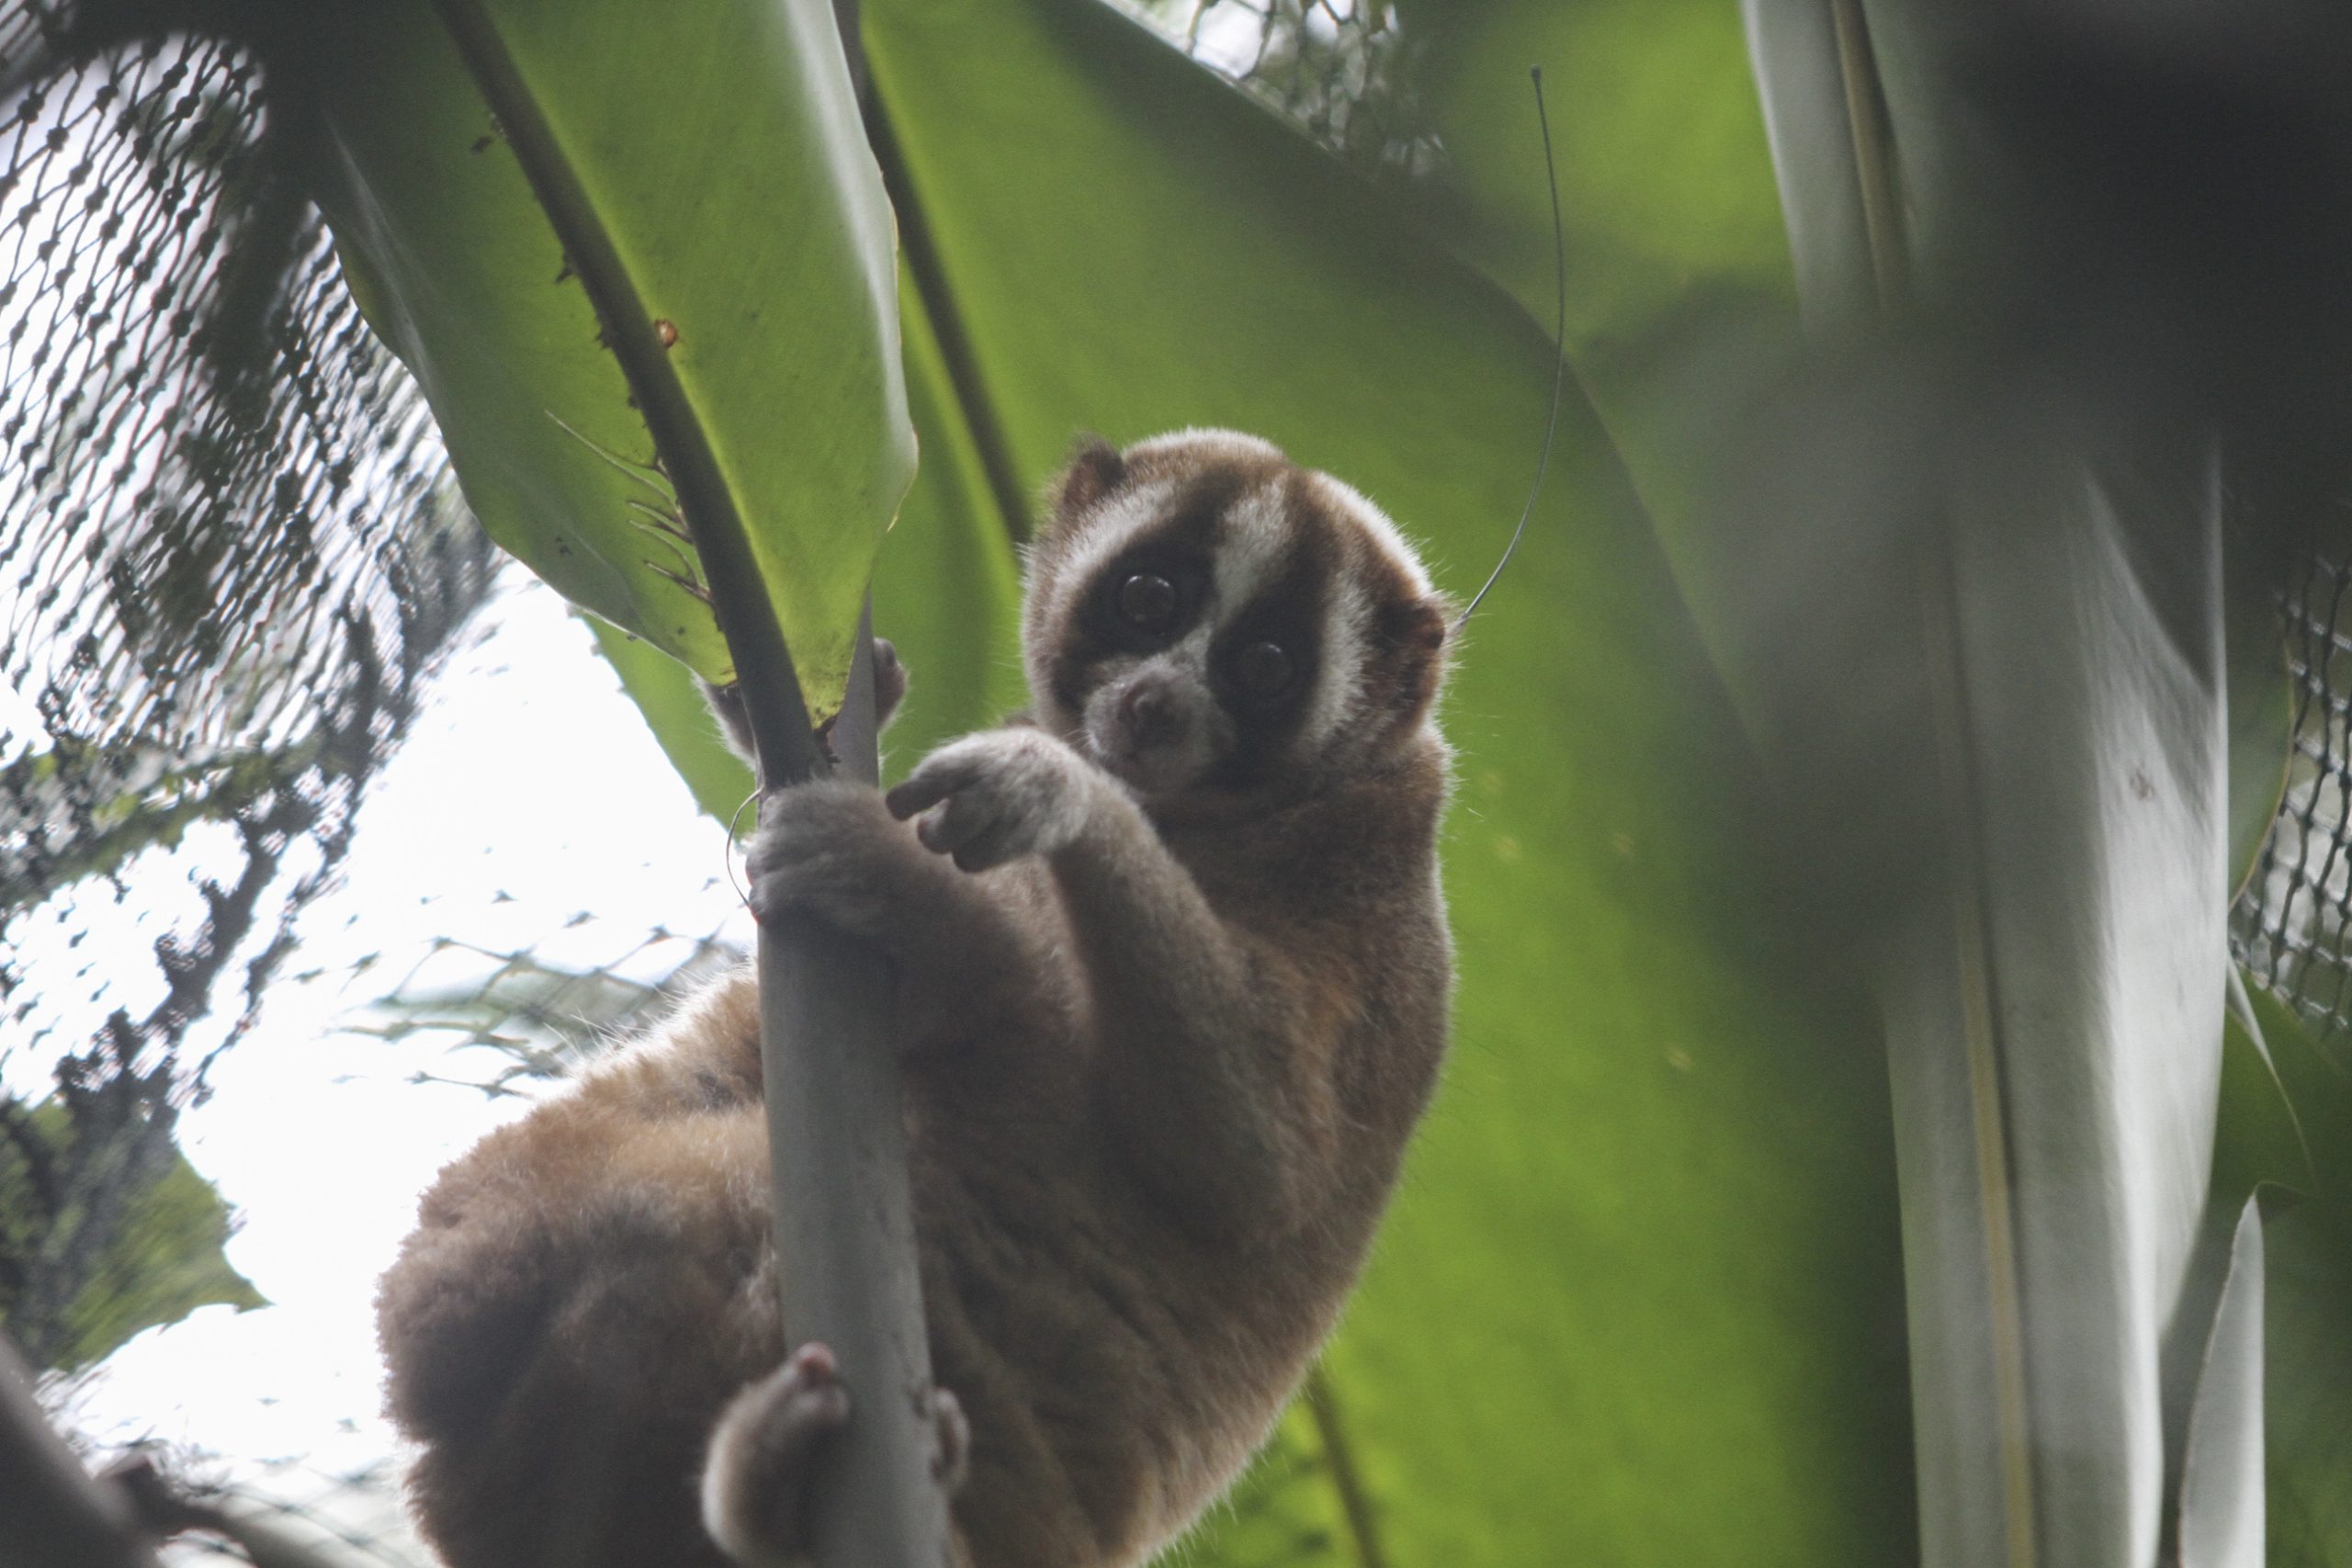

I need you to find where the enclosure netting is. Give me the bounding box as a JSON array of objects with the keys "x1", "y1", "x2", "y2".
[
  {"x1": 1123, "y1": 0, "x2": 1440, "y2": 176},
  {"x1": 2230, "y1": 553, "x2": 2352, "y2": 1035},
  {"x1": 0, "y1": 13, "x2": 495, "y2": 1368}
]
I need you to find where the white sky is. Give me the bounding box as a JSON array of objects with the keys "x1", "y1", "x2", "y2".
[{"x1": 55, "y1": 573, "x2": 755, "y2": 1562}]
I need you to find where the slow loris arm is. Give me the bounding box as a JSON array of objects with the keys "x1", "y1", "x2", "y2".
[{"x1": 887, "y1": 728, "x2": 1314, "y2": 1226}]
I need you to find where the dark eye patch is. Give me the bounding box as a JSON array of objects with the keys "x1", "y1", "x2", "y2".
[
  {"x1": 1230, "y1": 639, "x2": 1295, "y2": 702},
  {"x1": 1043, "y1": 477, "x2": 1240, "y2": 718},
  {"x1": 1212, "y1": 604, "x2": 1316, "y2": 718},
  {"x1": 1084, "y1": 550, "x2": 1208, "y2": 652},
  {"x1": 1201, "y1": 486, "x2": 1340, "y2": 789}
]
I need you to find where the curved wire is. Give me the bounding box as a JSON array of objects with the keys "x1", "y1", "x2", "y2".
[
  {"x1": 1455, "y1": 65, "x2": 1567, "y2": 630},
  {"x1": 724, "y1": 788, "x2": 760, "y2": 911}
]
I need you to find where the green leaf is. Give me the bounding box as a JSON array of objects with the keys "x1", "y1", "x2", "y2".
[
  {"x1": 2266, "y1": 1198, "x2": 2352, "y2": 1568},
  {"x1": 579, "y1": 267, "x2": 1027, "y2": 818},
  {"x1": 864, "y1": 3, "x2": 1912, "y2": 1562},
  {"x1": 2218, "y1": 978, "x2": 2320, "y2": 1207},
  {"x1": 0, "y1": 1101, "x2": 266, "y2": 1371},
  {"x1": 2232, "y1": 975, "x2": 2352, "y2": 1565},
  {"x1": 1395, "y1": 0, "x2": 1804, "y2": 705},
  {"x1": 869, "y1": 273, "x2": 1030, "y2": 776},
  {"x1": 59, "y1": 1144, "x2": 269, "y2": 1371},
  {"x1": 2238, "y1": 983, "x2": 2352, "y2": 1205},
  {"x1": 311, "y1": 0, "x2": 914, "y2": 720},
  {"x1": 2178, "y1": 1198, "x2": 2265, "y2": 1568},
  {"x1": 1404, "y1": 6, "x2": 2296, "y2": 903}
]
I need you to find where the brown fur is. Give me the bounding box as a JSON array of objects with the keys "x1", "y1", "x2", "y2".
[{"x1": 377, "y1": 431, "x2": 1454, "y2": 1568}]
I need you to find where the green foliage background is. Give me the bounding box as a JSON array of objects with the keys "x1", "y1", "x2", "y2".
[
  {"x1": 0, "y1": 1101, "x2": 265, "y2": 1372},
  {"x1": 616, "y1": 2, "x2": 1917, "y2": 1562}
]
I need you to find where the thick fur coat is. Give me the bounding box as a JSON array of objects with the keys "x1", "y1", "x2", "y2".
[{"x1": 376, "y1": 431, "x2": 1454, "y2": 1568}]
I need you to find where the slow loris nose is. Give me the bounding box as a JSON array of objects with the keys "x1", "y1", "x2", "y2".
[{"x1": 1119, "y1": 680, "x2": 1186, "y2": 751}]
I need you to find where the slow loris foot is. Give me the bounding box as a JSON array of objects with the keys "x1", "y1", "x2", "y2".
[
  {"x1": 700, "y1": 1343, "x2": 850, "y2": 1564},
  {"x1": 700, "y1": 1344, "x2": 969, "y2": 1565}
]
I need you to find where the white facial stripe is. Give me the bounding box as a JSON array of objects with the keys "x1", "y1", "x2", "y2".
[
  {"x1": 1209, "y1": 481, "x2": 1292, "y2": 620},
  {"x1": 1172, "y1": 617, "x2": 1216, "y2": 669},
  {"x1": 1035, "y1": 478, "x2": 1183, "y2": 656},
  {"x1": 1310, "y1": 472, "x2": 1432, "y2": 597},
  {"x1": 1299, "y1": 567, "x2": 1371, "y2": 757}
]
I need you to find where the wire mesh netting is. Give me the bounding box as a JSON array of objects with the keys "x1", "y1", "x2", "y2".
[
  {"x1": 2232, "y1": 553, "x2": 2352, "y2": 1036},
  {"x1": 0, "y1": 9, "x2": 501, "y2": 1375},
  {"x1": 1120, "y1": 0, "x2": 1442, "y2": 177},
  {"x1": 354, "y1": 920, "x2": 742, "y2": 1100},
  {"x1": 0, "y1": 14, "x2": 782, "y2": 1554}
]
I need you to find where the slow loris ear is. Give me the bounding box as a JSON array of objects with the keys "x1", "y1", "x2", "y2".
[
  {"x1": 1381, "y1": 593, "x2": 1454, "y2": 655},
  {"x1": 1050, "y1": 436, "x2": 1126, "y2": 522},
  {"x1": 1377, "y1": 593, "x2": 1456, "y2": 727}
]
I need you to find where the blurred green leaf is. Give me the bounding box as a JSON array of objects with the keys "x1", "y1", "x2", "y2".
[
  {"x1": 2179, "y1": 1199, "x2": 2265, "y2": 1568},
  {"x1": 2218, "y1": 981, "x2": 2320, "y2": 1207},
  {"x1": 1412, "y1": 0, "x2": 1797, "y2": 514},
  {"x1": 2267, "y1": 1198, "x2": 2352, "y2": 1568},
  {"x1": 1742, "y1": 10, "x2": 2247, "y2": 1568},
  {"x1": 863, "y1": 3, "x2": 1912, "y2": 1562},
  {"x1": 2229, "y1": 976, "x2": 2352, "y2": 1566},
  {"x1": 2238, "y1": 976, "x2": 2352, "y2": 1206}
]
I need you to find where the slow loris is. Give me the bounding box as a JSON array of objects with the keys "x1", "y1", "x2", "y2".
[{"x1": 376, "y1": 428, "x2": 1456, "y2": 1567}]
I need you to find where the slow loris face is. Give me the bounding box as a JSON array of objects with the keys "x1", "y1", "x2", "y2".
[{"x1": 1023, "y1": 429, "x2": 1450, "y2": 802}]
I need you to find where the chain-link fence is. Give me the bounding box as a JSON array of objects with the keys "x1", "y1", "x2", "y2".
[{"x1": 2232, "y1": 553, "x2": 2352, "y2": 1036}]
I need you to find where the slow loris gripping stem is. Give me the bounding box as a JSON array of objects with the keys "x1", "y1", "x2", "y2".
[{"x1": 376, "y1": 428, "x2": 1457, "y2": 1568}]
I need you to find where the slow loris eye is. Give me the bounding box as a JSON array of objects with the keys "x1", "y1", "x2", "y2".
[
  {"x1": 1119, "y1": 572, "x2": 1179, "y2": 630},
  {"x1": 1233, "y1": 640, "x2": 1294, "y2": 699}
]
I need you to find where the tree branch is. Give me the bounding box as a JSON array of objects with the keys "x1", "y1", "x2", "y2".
[
  {"x1": 0, "y1": 1335, "x2": 161, "y2": 1568},
  {"x1": 420, "y1": 6, "x2": 949, "y2": 1564}
]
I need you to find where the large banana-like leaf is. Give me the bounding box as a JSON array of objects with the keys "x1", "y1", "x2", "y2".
[
  {"x1": 310, "y1": 0, "x2": 913, "y2": 719},
  {"x1": 306, "y1": 10, "x2": 942, "y2": 1560},
  {"x1": 593, "y1": 265, "x2": 1029, "y2": 815},
  {"x1": 856, "y1": 3, "x2": 1915, "y2": 1563},
  {"x1": 295, "y1": 2, "x2": 2290, "y2": 1562}
]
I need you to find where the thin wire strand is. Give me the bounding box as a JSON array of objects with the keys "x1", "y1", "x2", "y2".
[
  {"x1": 725, "y1": 788, "x2": 760, "y2": 910},
  {"x1": 1456, "y1": 65, "x2": 1566, "y2": 630}
]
